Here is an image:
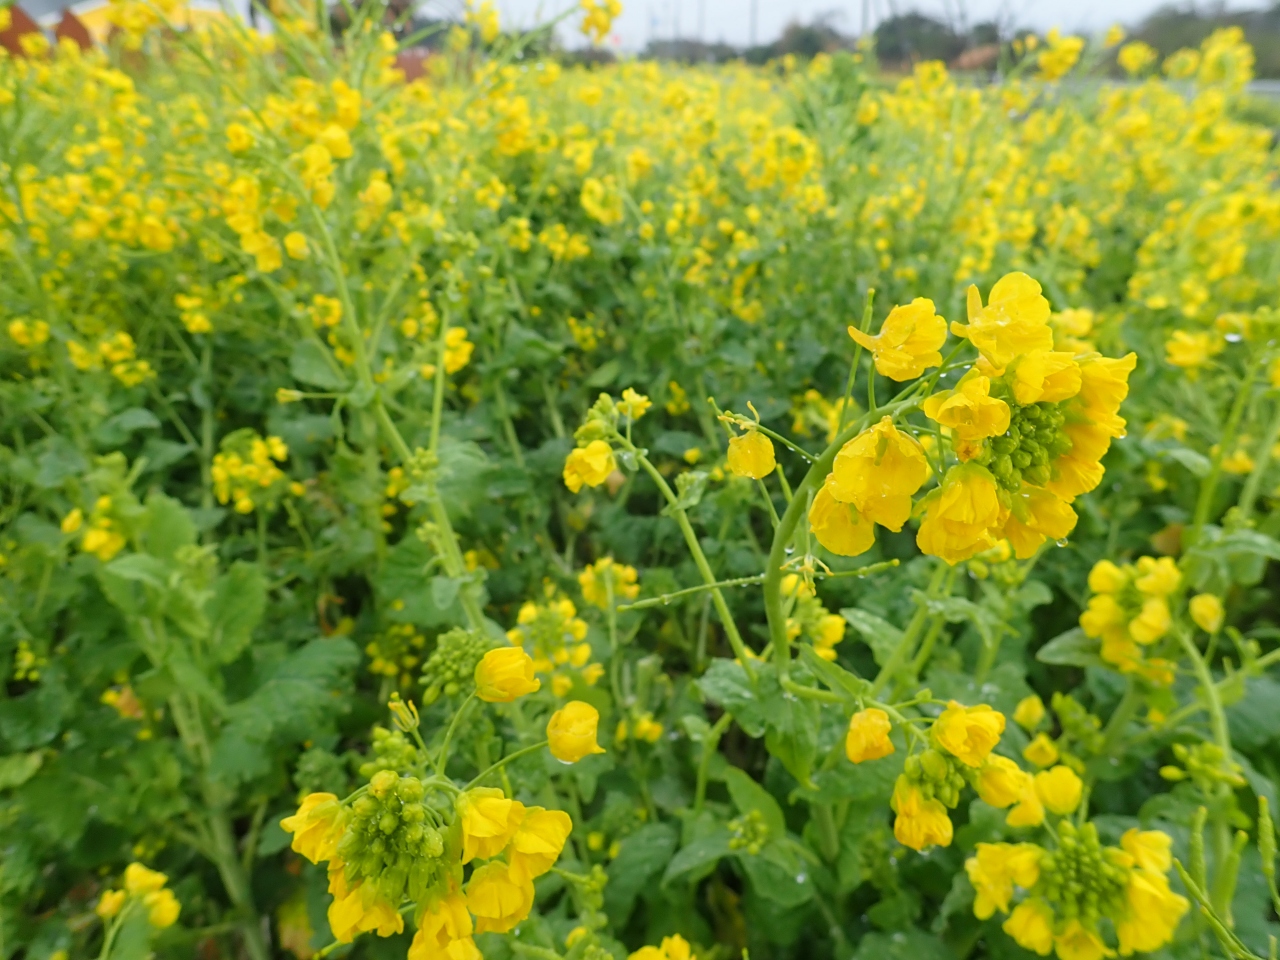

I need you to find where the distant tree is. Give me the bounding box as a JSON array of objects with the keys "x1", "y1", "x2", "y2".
[
  {"x1": 1130, "y1": 2, "x2": 1280, "y2": 78},
  {"x1": 874, "y1": 12, "x2": 966, "y2": 65}
]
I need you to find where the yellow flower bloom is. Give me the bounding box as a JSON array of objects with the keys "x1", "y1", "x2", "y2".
[
  {"x1": 1046, "y1": 354, "x2": 1137, "y2": 503},
  {"x1": 61, "y1": 508, "x2": 84, "y2": 534},
  {"x1": 1006, "y1": 780, "x2": 1046, "y2": 827},
  {"x1": 1087, "y1": 559, "x2": 1127, "y2": 594},
  {"x1": 284, "y1": 231, "x2": 308, "y2": 260},
  {"x1": 1134, "y1": 556, "x2": 1180, "y2": 596},
  {"x1": 965, "y1": 842, "x2": 1042, "y2": 917},
  {"x1": 922, "y1": 374, "x2": 1011, "y2": 442},
  {"x1": 1120, "y1": 828, "x2": 1174, "y2": 874},
  {"x1": 1054, "y1": 919, "x2": 1114, "y2": 960},
  {"x1": 951, "y1": 272, "x2": 1053, "y2": 370},
  {"x1": 1034, "y1": 765, "x2": 1083, "y2": 815},
  {"x1": 847, "y1": 297, "x2": 947, "y2": 381},
  {"x1": 1003, "y1": 898, "x2": 1055, "y2": 955},
  {"x1": 563, "y1": 440, "x2": 616, "y2": 493},
  {"x1": 143, "y1": 888, "x2": 181, "y2": 928},
  {"x1": 1023, "y1": 733, "x2": 1059, "y2": 768},
  {"x1": 845, "y1": 708, "x2": 894, "y2": 763},
  {"x1": 123, "y1": 863, "x2": 168, "y2": 895},
  {"x1": 809, "y1": 478, "x2": 876, "y2": 557},
  {"x1": 96, "y1": 889, "x2": 126, "y2": 919},
  {"x1": 1002, "y1": 484, "x2": 1078, "y2": 559},
  {"x1": 618, "y1": 388, "x2": 652, "y2": 420},
  {"x1": 916, "y1": 465, "x2": 1007, "y2": 565},
  {"x1": 1187, "y1": 593, "x2": 1225, "y2": 634},
  {"x1": 547, "y1": 700, "x2": 606, "y2": 762},
  {"x1": 1129, "y1": 596, "x2": 1171, "y2": 644},
  {"x1": 507, "y1": 807, "x2": 573, "y2": 884},
  {"x1": 976, "y1": 755, "x2": 1031, "y2": 808},
  {"x1": 1118, "y1": 41, "x2": 1157, "y2": 74},
  {"x1": 829, "y1": 416, "x2": 931, "y2": 531},
  {"x1": 726, "y1": 430, "x2": 776, "y2": 480},
  {"x1": 933, "y1": 700, "x2": 1006, "y2": 767},
  {"x1": 1008, "y1": 350, "x2": 1082, "y2": 405},
  {"x1": 474, "y1": 647, "x2": 541, "y2": 702},
  {"x1": 280, "y1": 792, "x2": 345, "y2": 864},
  {"x1": 1115, "y1": 867, "x2": 1188, "y2": 955},
  {"x1": 1164, "y1": 330, "x2": 1222, "y2": 370},
  {"x1": 465, "y1": 862, "x2": 535, "y2": 934},
  {"x1": 891, "y1": 776, "x2": 953, "y2": 851},
  {"x1": 409, "y1": 892, "x2": 478, "y2": 960},
  {"x1": 1013, "y1": 695, "x2": 1045, "y2": 730},
  {"x1": 328, "y1": 884, "x2": 404, "y2": 942},
  {"x1": 457, "y1": 788, "x2": 526, "y2": 863}
]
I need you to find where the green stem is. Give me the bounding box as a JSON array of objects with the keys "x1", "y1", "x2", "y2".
[
  {"x1": 1190, "y1": 352, "x2": 1263, "y2": 547},
  {"x1": 870, "y1": 562, "x2": 948, "y2": 697},
  {"x1": 465, "y1": 740, "x2": 549, "y2": 790},
  {"x1": 1099, "y1": 679, "x2": 1141, "y2": 758},
  {"x1": 1239, "y1": 395, "x2": 1280, "y2": 523},
  {"x1": 694, "y1": 713, "x2": 733, "y2": 813},
  {"x1": 435, "y1": 691, "x2": 476, "y2": 776},
  {"x1": 617, "y1": 575, "x2": 766, "y2": 612},
  {"x1": 208, "y1": 809, "x2": 270, "y2": 960}
]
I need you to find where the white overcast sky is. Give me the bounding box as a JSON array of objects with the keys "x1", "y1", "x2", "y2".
[{"x1": 436, "y1": 0, "x2": 1256, "y2": 51}]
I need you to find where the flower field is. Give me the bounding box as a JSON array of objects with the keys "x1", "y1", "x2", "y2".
[{"x1": 3, "y1": 2, "x2": 1280, "y2": 958}]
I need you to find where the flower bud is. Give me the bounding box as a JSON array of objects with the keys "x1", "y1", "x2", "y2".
[
  {"x1": 1189, "y1": 593, "x2": 1224, "y2": 634},
  {"x1": 726, "y1": 430, "x2": 776, "y2": 480},
  {"x1": 845, "y1": 708, "x2": 894, "y2": 764},
  {"x1": 547, "y1": 701, "x2": 606, "y2": 763},
  {"x1": 474, "y1": 647, "x2": 541, "y2": 702}
]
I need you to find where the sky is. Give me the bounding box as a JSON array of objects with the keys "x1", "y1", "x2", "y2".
[{"x1": 473, "y1": 0, "x2": 1253, "y2": 51}]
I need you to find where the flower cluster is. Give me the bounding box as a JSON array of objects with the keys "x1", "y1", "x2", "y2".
[
  {"x1": 578, "y1": 557, "x2": 640, "y2": 609},
  {"x1": 210, "y1": 430, "x2": 294, "y2": 514},
  {"x1": 365, "y1": 623, "x2": 427, "y2": 687},
  {"x1": 968, "y1": 824, "x2": 1187, "y2": 960},
  {"x1": 95, "y1": 862, "x2": 181, "y2": 929},
  {"x1": 62, "y1": 495, "x2": 127, "y2": 562},
  {"x1": 1079, "y1": 556, "x2": 1181, "y2": 682},
  {"x1": 505, "y1": 594, "x2": 604, "y2": 695},
  {"x1": 420, "y1": 627, "x2": 495, "y2": 704}
]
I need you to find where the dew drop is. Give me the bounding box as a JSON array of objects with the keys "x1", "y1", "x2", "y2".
[{"x1": 1226, "y1": 333, "x2": 1242, "y2": 343}]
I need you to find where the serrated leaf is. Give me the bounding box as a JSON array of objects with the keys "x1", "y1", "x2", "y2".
[
  {"x1": 697, "y1": 658, "x2": 765, "y2": 737},
  {"x1": 208, "y1": 562, "x2": 267, "y2": 664},
  {"x1": 662, "y1": 829, "x2": 732, "y2": 885},
  {"x1": 289, "y1": 339, "x2": 348, "y2": 390},
  {"x1": 604, "y1": 822, "x2": 678, "y2": 922},
  {"x1": 841, "y1": 608, "x2": 903, "y2": 666},
  {"x1": 1035, "y1": 627, "x2": 1102, "y2": 667}
]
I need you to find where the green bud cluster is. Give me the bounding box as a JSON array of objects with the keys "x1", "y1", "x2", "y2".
[
  {"x1": 420, "y1": 628, "x2": 494, "y2": 704},
  {"x1": 1161, "y1": 742, "x2": 1246, "y2": 791},
  {"x1": 728, "y1": 809, "x2": 770, "y2": 855},
  {"x1": 1037, "y1": 821, "x2": 1127, "y2": 925},
  {"x1": 977, "y1": 400, "x2": 1073, "y2": 492},
  {"x1": 358, "y1": 726, "x2": 420, "y2": 780},
  {"x1": 1051, "y1": 692, "x2": 1104, "y2": 760},
  {"x1": 336, "y1": 771, "x2": 447, "y2": 906},
  {"x1": 295, "y1": 747, "x2": 349, "y2": 797},
  {"x1": 903, "y1": 748, "x2": 968, "y2": 808},
  {"x1": 575, "y1": 393, "x2": 619, "y2": 442}
]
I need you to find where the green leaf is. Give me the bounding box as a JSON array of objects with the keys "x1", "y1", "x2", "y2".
[
  {"x1": 208, "y1": 562, "x2": 267, "y2": 664},
  {"x1": 1167, "y1": 447, "x2": 1212, "y2": 478},
  {"x1": 798, "y1": 644, "x2": 869, "y2": 699},
  {"x1": 289, "y1": 339, "x2": 348, "y2": 390},
  {"x1": 662, "y1": 470, "x2": 709, "y2": 516},
  {"x1": 723, "y1": 767, "x2": 787, "y2": 837},
  {"x1": 35, "y1": 437, "x2": 87, "y2": 488},
  {"x1": 94, "y1": 407, "x2": 161, "y2": 446},
  {"x1": 740, "y1": 841, "x2": 813, "y2": 907},
  {"x1": 697, "y1": 658, "x2": 765, "y2": 737},
  {"x1": 851, "y1": 929, "x2": 950, "y2": 960},
  {"x1": 376, "y1": 537, "x2": 462, "y2": 627},
  {"x1": 140, "y1": 492, "x2": 196, "y2": 561},
  {"x1": 1035, "y1": 627, "x2": 1103, "y2": 667},
  {"x1": 604, "y1": 822, "x2": 678, "y2": 922},
  {"x1": 0, "y1": 751, "x2": 44, "y2": 790},
  {"x1": 841, "y1": 608, "x2": 903, "y2": 666},
  {"x1": 925, "y1": 596, "x2": 1003, "y2": 649},
  {"x1": 661, "y1": 829, "x2": 732, "y2": 885},
  {"x1": 585, "y1": 359, "x2": 620, "y2": 387}
]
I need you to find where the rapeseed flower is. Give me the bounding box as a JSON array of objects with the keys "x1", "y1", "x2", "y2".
[
  {"x1": 847, "y1": 297, "x2": 947, "y2": 380},
  {"x1": 845, "y1": 708, "x2": 894, "y2": 763},
  {"x1": 829, "y1": 416, "x2": 930, "y2": 530}
]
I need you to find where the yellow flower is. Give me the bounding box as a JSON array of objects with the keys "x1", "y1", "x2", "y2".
[
  {"x1": 466, "y1": 862, "x2": 536, "y2": 934},
  {"x1": 809, "y1": 478, "x2": 876, "y2": 557},
  {"x1": 96, "y1": 889, "x2": 126, "y2": 919},
  {"x1": 829, "y1": 416, "x2": 931, "y2": 531},
  {"x1": 1034, "y1": 765, "x2": 1083, "y2": 815},
  {"x1": 1087, "y1": 559, "x2": 1127, "y2": 594},
  {"x1": 1134, "y1": 556, "x2": 1180, "y2": 596},
  {"x1": 475, "y1": 647, "x2": 541, "y2": 702},
  {"x1": 891, "y1": 776, "x2": 953, "y2": 850},
  {"x1": 1002, "y1": 484, "x2": 1078, "y2": 559},
  {"x1": 1023, "y1": 733, "x2": 1059, "y2": 768},
  {"x1": 1013, "y1": 695, "x2": 1045, "y2": 730},
  {"x1": 547, "y1": 701, "x2": 606, "y2": 763},
  {"x1": 1189, "y1": 593, "x2": 1224, "y2": 633},
  {"x1": 61, "y1": 508, "x2": 84, "y2": 534},
  {"x1": 933, "y1": 700, "x2": 1006, "y2": 767},
  {"x1": 1129, "y1": 596, "x2": 1171, "y2": 644},
  {"x1": 1164, "y1": 330, "x2": 1222, "y2": 370},
  {"x1": 1118, "y1": 41, "x2": 1157, "y2": 74},
  {"x1": 123, "y1": 863, "x2": 168, "y2": 895},
  {"x1": 328, "y1": 884, "x2": 404, "y2": 942},
  {"x1": 143, "y1": 888, "x2": 181, "y2": 928},
  {"x1": 443, "y1": 327, "x2": 473, "y2": 374},
  {"x1": 564, "y1": 440, "x2": 616, "y2": 493},
  {"x1": 280, "y1": 792, "x2": 345, "y2": 864},
  {"x1": 1054, "y1": 919, "x2": 1114, "y2": 960},
  {"x1": 507, "y1": 807, "x2": 573, "y2": 884},
  {"x1": 1003, "y1": 898, "x2": 1055, "y2": 955},
  {"x1": 1038, "y1": 30, "x2": 1085, "y2": 81},
  {"x1": 922, "y1": 374, "x2": 1011, "y2": 442},
  {"x1": 457, "y1": 788, "x2": 526, "y2": 863},
  {"x1": 847, "y1": 297, "x2": 947, "y2": 381},
  {"x1": 917, "y1": 465, "x2": 1007, "y2": 564},
  {"x1": 284, "y1": 231, "x2": 309, "y2": 260},
  {"x1": 976, "y1": 755, "x2": 1032, "y2": 808},
  {"x1": 951, "y1": 272, "x2": 1053, "y2": 370},
  {"x1": 1008, "y1": 350, "x2": 1082, "y2": 405},
  {"x1": 618, "y1": 388, "x2": 652, "y2": 420},
  {"x1": 965, "y1": 842, "x2": 1042, "y2": 918},
  {"x1": 1120, "y1": 828, "x2": 1173, "y2": 874},
  {"x1": 1006, "y1": 780, "x2": 1046, "y2": 828},
  {"x1": 1115, "y1": 867, "x2": 1188, "y2": 954},
  {"x1": 409, "y1": 893, "x2": 478, "y2": 960},
  {"x1": 845, "y1": 708, "x2": 894, "y2": 763},
  {"x1": 726, "y1": 430, "x2": 776, "y2": 480}
]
